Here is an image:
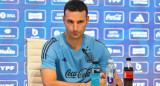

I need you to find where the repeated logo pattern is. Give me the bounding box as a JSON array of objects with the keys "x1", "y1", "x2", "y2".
[{"x1": 0, "y1": 0, "x2": 159, "y2": 86}]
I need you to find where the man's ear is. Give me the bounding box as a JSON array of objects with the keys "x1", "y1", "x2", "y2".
[
  {"x1": 86, "y1": 16, "x2": 89, "y2": 24},
  {"x1": 63, "y1": 16, "x2": 65, "y2": 24}
]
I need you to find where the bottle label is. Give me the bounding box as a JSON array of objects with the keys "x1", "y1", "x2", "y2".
[
  {"x1": 90, "y1": 68, "x2": 100, "y2": 73},
  {"x1": 94, "y1": 69, "x2": 100, "y2": 73},
  {"x1": 107, "y1": 72, "x2": 114, "y2": 84},
  {"x1": 123, "y1": 71, "x2": 133, "y2": 79},
  {"x1": 107, "y1": 76, "x2": 113, "y2": 84}
]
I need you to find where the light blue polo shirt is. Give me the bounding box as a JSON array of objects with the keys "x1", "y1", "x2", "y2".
[{"x1": 40, "y1": 33, "x2": 111, "y2": 83}]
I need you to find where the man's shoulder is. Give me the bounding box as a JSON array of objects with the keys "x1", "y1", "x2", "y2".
[
  {"x1": 95, "y1": 39, "x2": 106, "y2": 47},
  {"x1": 49, "y1": 37, "x2": 58, "y2": 41},
  {"x1": 85, "y1": 34, "x2": 103, "y2": 44},
  {"x1": 46, "y1": 34, "x2": 62, "y2": 45},
  {"x1": 94, "y1": 39, "x2": 104, "y2": 44},
  {"x1": 84, "y1": 34, "x2": 94, "y2": 43},
  {"x1": 44, "y1": 37, "x2": 59, "y2": 49},
  {"x1": 84, "y1": 34, "x2": 106, "y2": 48}
]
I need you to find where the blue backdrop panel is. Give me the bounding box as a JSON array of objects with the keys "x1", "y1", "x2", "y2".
[{"x1": 0, "y1": 0, "x2": 160, "y2": 86}]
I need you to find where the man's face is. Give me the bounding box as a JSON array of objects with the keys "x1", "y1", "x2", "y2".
[{"x1": 63, "y1": 10, "x2": 89, "y2": 39}]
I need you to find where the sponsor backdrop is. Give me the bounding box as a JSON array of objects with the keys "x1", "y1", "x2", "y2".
[{"x1": 0, "y1": 0, "x2": 160, "y2": 86}]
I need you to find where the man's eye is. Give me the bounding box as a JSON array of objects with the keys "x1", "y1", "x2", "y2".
[
  {"x1": 78, "y1": 21, "x2": 84, "y2": 24},
  {"x1": 68, "y1": 20, "x2": 73, "y2": 23}
]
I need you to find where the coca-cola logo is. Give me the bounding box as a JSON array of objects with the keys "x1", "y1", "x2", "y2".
[{"x1": 65, "y1": 68, "x2": 90, "y2": 78}]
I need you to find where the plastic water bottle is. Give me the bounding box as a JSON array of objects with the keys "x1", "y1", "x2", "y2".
[
  {"x1": 106, "y1": 59, "x2": 116, "y2": 86},
  {"x1": 90, "y1": 61, "x2": 100, "y2": 86}
]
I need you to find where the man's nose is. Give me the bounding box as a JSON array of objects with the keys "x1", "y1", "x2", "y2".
[{"x1": 73, "y1": 23, "x2": 78, "y2": 32}]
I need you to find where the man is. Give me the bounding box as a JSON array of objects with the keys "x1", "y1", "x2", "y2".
[{"x1": 40, "y1": 0, "x2": 123, "y2": 86}]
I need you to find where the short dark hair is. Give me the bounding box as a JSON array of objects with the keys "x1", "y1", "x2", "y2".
[{"x1": 64, "y1": 0, "x2": 88, "y2": 17}]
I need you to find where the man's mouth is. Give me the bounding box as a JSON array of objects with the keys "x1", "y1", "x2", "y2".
[{"x1": 73, "y1": 32, "x2": 78, "y2": 36}]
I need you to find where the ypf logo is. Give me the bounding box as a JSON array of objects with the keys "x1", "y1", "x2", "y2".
[
  {"x1": 0, "y1": 62, "x2": 18, "y2": 74},
  {"x1": 133, "y1": 79, "x2": 148, "y2": 86},
  {"x1": 0, "y1": 80, "x2": 18, "y2": 86},
  {"x1": 105, "y1": 0, "x2": 124, "y2": 7}
]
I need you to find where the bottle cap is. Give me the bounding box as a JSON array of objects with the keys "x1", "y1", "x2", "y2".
[
  {"x1": 108, "y1": 59, "x2": 113, "y2": 63},
  {"x1": 92, "y1": 61, "x2": 99, "y2": 64},
  {"x1": 126, "y1": 58, "x2": 131, "y2": 61}
]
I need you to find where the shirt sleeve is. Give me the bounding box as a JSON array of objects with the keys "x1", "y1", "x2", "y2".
[
  {"x1": 40, "y1": 42, "x2": 57, "y2": 70},
  {"x1": 99, "y1": 45, "x2": 111, "y2": 73}
]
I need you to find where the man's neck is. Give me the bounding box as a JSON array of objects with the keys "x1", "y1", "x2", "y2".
[{"x1": 64, "y1": 33, "x2": 83, "y2": 51}]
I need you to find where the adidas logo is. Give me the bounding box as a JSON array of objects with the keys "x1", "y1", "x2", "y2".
[{"x1": 134, "y1": 14, "x2": 145, "y2": 23}]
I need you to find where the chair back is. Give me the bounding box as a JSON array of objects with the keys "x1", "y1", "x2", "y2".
[{"x1": 26, "y1": 38, "x2": 47, "y2": 86}]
